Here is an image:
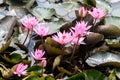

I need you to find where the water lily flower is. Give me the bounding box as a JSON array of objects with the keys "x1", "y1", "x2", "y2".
[
  {"x1": 73, "y1": 21, "x2": 91, "y2": 37},
  {"x1": 52, "y1": 31, "x2": 73, "y2": 45},
  {"x1": 14, "y1": 63, "x2": 28, "y2": 77},
  {"x1": 31, "y1": 49, "x2": 46, "y2": 60},
  {"x1": 72, "y1": 34, "x2": 85, "y2": 45},
  {"x1": 41, "y1": 59, "x2": 47, "y2": 68},
  {"x1": 33, "y1": 26, "x2": 49, "y2": 37},
  {"x1": 78, "y1": 7, "x2": 87, "y2": 18},
  {"x1": 21, "y1": 17, "x2": 38, "y2": 30},
  {"x1": 88, "y1": 8, "x2": 105, "y2": 19}
]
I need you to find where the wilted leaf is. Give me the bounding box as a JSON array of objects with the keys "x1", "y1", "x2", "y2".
[
  {"x1": 31, "y1": 7, "x2": 55, "y2": 20},
  {"x1": 52, "y1": 55, "x2": 62, "y2": 70},
  {"x1": 86, "y1": 52, "x2": 120, "y2": 67},
  {"x1": 106, "y1": 39, "x2": 120, "y2": 48},
  {"x1": 109, "y1": 70, "x2": 116, "y2": 80},
  {"x1": 83, "y1": 0, "x2": 96, "y2": 6},
  {"x1": 45, "y1": 44, "x2": 69, "y2": 56},
  {"x1": 2, "y1": 53, "x2": 21, "y2": 64},
  {"x1": 0, "y1": 38, "x2": 12, "y2": 53},
  {"x1": 57, "y1": 67, "x2": 73, "y2": 75},
  {"x1": 96, "y1": 25, "x2": 120, "y2": 38}
]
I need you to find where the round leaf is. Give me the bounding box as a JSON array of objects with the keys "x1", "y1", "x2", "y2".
[{"x1": 86, "y1": 52, "x2": 120, "y2": 67}]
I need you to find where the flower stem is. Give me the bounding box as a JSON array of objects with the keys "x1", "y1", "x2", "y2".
[
  {"x1": 23, "y1": 30, "x2": 29, "y2": 45},
  {"x1": 70, "y1": 36, "x2": 80, "y2": 61}
]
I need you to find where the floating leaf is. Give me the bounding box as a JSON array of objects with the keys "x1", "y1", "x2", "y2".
[
  {"x1": 39, "y1": 19, "x2": 67, "y2": 34},
  {"x1": 27, "y1": 66, "x2": 42, "y2": 75},
  {"x1": 68, "y1": 69, "x2": 108, "y2": 80},
  {"x1": 68, "y1": 72, "x2": 85, "y2": 80},
  {"x1": 96, "y1": 0, "x2": 112, "y2": 12},
  {"x1": 31, "y1": 7, "x2": 55, "y2": 20},
  {"x1": 96, "y1": 25, "x2": 120, "y2": 38},
  {"x1": 105, "y1": 16, "x2": 120, "y2": 28},
  {"x1": 26, "y1": 76, "x2": 39, "y2": 80},
  {"x1": 84, "y1": 69, "x2": 108, "y2": 80},
  {"x1": 54, "y1": 2, "x2": 79, "y2": 21},
  {"x1": 2, "y1": 53, "x2": 21, "y2": 64},
  {"x1": 86, "y1": 52, "x2": 120, "y2": 67}
]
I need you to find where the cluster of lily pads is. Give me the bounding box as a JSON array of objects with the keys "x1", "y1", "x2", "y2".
[{"x1": 0, "y1": 0, "x2": 120, "y2": 80}]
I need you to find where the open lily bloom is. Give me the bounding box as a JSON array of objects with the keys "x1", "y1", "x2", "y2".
[
  {"x1": 88, "y1": 8, "x2": 105, "y2": 19},
  {"x1": 21, "y1": 17, "x2": 38, "y2": 30},
  {"x1": 14, "y1": 63, "x2": 28, "y2": 77},
  {"x1": 52, "y1": 31, "x2": 73, "y2": 45},
  {"x1": 31, "y1": 49, "x2": 46, "y2": 61},
  {"x1": 33, "y1": 25, "x2": 49, "y2": 37},
  {"x1": 72, "y1": 21, "x2": 91, "y2": 37}
]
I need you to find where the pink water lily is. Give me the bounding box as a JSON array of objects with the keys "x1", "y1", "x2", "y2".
[
  {"x1": 72, "y1": 34, "x2": 85, "y2": 45},
  {"x1": 14, "y1": 63, "x2": 28, "y2": 77},
  {"x1": 21, "y1": 17, "x2": 38, "y2": 30},
  {"x1": 78, "y1": 7, "x2": 87, "y2": 18},
  {"x1": 31, "y1": 49, "x2": 46, "y2": 60},
  {"x1": 41, "y1": 59, "x2": 47, "y2": 68},
  {"x1": 73, "y1": 21, "x2": 91, "y2": 37},
  {"x1": 88, "y1": 8, "x2": 105, "y2": 19},
  {"x1": 33, "y1": 26, "x2": 49, "y2": 37},
  {"x1": 52, "y1": 31, "x2": 73, "y2": 45}
]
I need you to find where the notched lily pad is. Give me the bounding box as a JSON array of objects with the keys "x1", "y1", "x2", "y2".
[{"x1": 86, "y1": 52, "x2": 120, "y2": 67}]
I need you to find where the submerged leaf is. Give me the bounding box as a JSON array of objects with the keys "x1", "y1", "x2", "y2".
[
  {"x1": 96, "y1": 25, "x2": 120, "y2": 38},
  {"x1": 86, "y1": 32, "x2": 104, "y2": 45},
  {"x1": 86, "y1": 52, "x2": 120, "y2": 67}
]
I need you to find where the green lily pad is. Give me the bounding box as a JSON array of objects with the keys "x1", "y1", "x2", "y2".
[
  {"x1": 105, "y1": 16, "x2": 120, "y2": 28},
  {"x1": 2, "y1": 53, "x2": 21, "y2": 64},
  {"x1": 84, "y1": 69, "x2": 108, "y2": 80},
  {"x1": 96, "y1": 0, "x2": 112, "y2": 12},
  {"x1": 39, "y1": 20, "x2": 67, "y2": 34},
  {"x1": 86, "y1": 52, "x2": 120, "y2": 67},
  {"x1": 54, "y1": 2, "x2": 79, "y2": 21},
  {"x1": 27, "y1": 66, "x2": 43, "y2": 75},
  {"x1": 68, "y1": 69, "x2": 108, "y2": 80},
  {"x1": 31, "y1": 7, "x2": 55, "y2": 20}
]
